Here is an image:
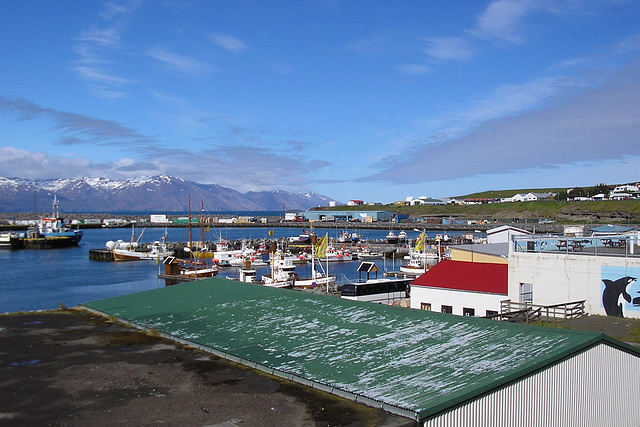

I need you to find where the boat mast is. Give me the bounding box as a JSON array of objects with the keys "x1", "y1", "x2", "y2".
[
  {"x1": 188, "y1": 194, "x2": 192, "y2": 250},
  {"x1": 310, "y1": 221, "x2": 315, "y2": 280},
  {"x1": 200, "y1": 199, "x2": 207, "y2": 269}
]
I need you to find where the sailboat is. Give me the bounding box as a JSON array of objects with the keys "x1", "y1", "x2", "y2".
[
  {"x1": 400, "y1": 230, "x2": 438, "y2": 274},
  {"x1": 107, "y1": 226, "x2": 172, "y2": 261},
  {"x1": 293, "y1": 232, "x2": 336, "y2": 291},
  {"x1": 160, "y1": 196, "x2": 218, "y2": 285},
  {"x1": 261, "y1": 242, "x2": 297, "y2": 288}
]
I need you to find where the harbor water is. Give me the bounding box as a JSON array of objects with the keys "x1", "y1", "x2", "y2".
[{"x1": 0, "y1": 225, "x2": 474, "y2": 313}]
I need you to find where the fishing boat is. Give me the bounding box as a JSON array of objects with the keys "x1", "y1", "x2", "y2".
[
  {"x1": 261, "y1": 251, "x2": 297, "y2": 288},
  {"x1": 385, "y1": 231, "x2": 398, "y2": 244},
  {"x1": 159, "y1": 196, "x2": 218, "y2": 285},
  {"x1": 22, "y1": 195, "x2": 83, "y2": 248},
  {"x1": 295, "y1": 232, "x2": 337, "y2": 291},
  {"x1": 355, "y1": 247, "x2": 384, "y2": 260},
  {"x1": 107, "y1": 227, "x2": 172, "y2": 261},
  {"x1": 399, "y1": 230, "x2": 437, "y2": 275},
  {"x1": 316, "y1": 244, "x2": 353, "y2": 262},
  {"x1": 289, "y1": 229, "x2": 313, "y2": 244}
]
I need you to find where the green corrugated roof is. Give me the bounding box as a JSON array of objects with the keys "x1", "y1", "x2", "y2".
[{"x1": 82, "y1": 278, "x2": 635, "y2": 421}]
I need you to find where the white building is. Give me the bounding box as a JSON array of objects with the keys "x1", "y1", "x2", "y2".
[
  {"x1": 410, "y1": 260, "x2": 507, "y2": 317},
  {"x1": 149, "y1": 214, "x2": 170, "y2": 223},
  {"x1": 509, "y1": 233, "x2": 640, "y2": 318},
  {"x1": 510, "y1": 192, "x2": 555, "y2": 202},
  {"x1": 486, "y1": 225, "x2": 531, "y2": 244}
]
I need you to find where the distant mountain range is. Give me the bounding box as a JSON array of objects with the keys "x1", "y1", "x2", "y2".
[{"x1": 0, "y1": 175, "x2": 335, "y2": 213}]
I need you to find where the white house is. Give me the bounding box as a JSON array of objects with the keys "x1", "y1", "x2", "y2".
[
  {"x1": 410, "y1": 260, "x2": 507, "y2": 317},
  {"x1": 486, "y1": 225, "x2": 531, "y2": 244},
  {"x1": 511, "y1": 192, "x2": 555, "y2": 202}
]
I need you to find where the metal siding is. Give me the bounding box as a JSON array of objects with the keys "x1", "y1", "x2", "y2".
[{"x1": 423, "y1": 344, "x2": 640, "y2": 427}]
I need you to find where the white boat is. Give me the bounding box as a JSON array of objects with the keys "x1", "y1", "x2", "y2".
[
  {"x1": 316, "y1": 245, "x2": 353, "y2": 262},
  {"x1": 385, "y1": 231, "x2": 398, "y2": 244},
  {"x1": 399, "y1": 231, "x2": 437, "y2": 274},
  {"x1": 107, "y1": 227, "x2": 172, "y2": 261},
  {"x1": 289, "y1": 230, "x2": 313, "y2": 244},
  {"x1": 399, "y1": 255, "x2": 428, "y2": 275},
  {"x1": 398, "y1": 230, "x2": 407, "y2": 243},
  {"x1": 356, "y1": 247, "x2": 384, "y2": 260},
  {"x1": 25, "y1": 195, "x2": 83, "y2": 247},
  {"x1": 261, "y1": 253, "x2": 297, "y2": 288},
  {"x1": 295, "y1": 232, "x2": 336, "y2": 290},
  {"x1": 337, "y1": 230, "x2": 352, "y2": 244},
  {"x1": 0, "y1": 232, "x2": 19, "y2": 249}
]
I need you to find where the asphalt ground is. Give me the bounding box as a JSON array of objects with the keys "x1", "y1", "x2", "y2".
[{"x1": 0, "y1": 309, "x2": 415, "y2": 427}]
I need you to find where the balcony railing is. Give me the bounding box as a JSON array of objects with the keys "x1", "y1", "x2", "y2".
[
  {"x1": 484, "y1": 300, "x2": 586, "y2": 322},
  {"x1": 512, "y1": 234, "x2": 639, "y2": 258}
]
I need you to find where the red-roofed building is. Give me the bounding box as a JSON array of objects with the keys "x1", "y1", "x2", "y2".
[{"x1": 410, "y1": 260, "x2": 508, "y2": 317}]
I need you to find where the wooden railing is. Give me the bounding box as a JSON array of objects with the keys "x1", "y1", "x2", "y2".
[{"x1": 486, "y1": 300, "x2": 586, "y2": 323}]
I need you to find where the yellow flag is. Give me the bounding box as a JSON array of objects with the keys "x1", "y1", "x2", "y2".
[
  {"x1": 415, "y1": 231, "x2": 426, "y2": 251},
  {"x1": 268, "y1": 229, "x2": 274, "y2": 236},
  {"x1": 315, "y1": 234, "x2": 327, "y2": 259}
]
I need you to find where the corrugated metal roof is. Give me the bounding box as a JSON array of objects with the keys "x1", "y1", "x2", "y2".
[
  {"x1": 82, "y1": 278, "x2": 637, "y2": 422},
  {"x1": 411, "y1": 260, "x2": 508, "y2": 294}
]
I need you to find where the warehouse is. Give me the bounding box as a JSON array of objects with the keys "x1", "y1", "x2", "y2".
[
  {"x1": 83, "y1": 278, "x2": 640, "y2": 426},
  {"x1": 301, "y1": 210, "x2": 395, "y2": 222}
]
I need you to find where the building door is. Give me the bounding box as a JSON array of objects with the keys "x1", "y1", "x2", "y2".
[{"x1": 520, "y1": 282, "x2": 533, "y2": 303}]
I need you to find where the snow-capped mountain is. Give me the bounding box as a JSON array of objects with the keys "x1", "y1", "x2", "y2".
[{"x1": 0, "y1": 175, "x2": 335, "y2": 213}]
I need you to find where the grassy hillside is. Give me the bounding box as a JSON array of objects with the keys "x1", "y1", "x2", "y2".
[
  {"x1": 458, "y1": 188, "x2": 567, "y2": 199},
  {"x1": 322, "y1": 200, "x2": 640, "y2": 224}
]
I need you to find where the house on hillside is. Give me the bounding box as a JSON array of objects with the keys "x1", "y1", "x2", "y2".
[{"x1": 511, "y1": 192, "x2": 556, "y2": 202}]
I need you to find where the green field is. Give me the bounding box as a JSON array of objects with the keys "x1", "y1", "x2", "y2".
[{"x1": 319, "y1": 200, "x2": 640, "y2": 225}]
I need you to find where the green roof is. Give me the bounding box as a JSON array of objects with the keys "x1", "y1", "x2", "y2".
[{"x1": 81, "y1": 278, "x2": 636, "y2": 421}]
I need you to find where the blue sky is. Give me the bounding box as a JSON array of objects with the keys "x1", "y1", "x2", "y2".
[{"x1": 1, "y1": 1, "x2": 639, "y2": 203}]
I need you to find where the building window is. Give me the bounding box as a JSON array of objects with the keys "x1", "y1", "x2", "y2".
[
  {"x1": 486, "y1": 310, "x2": 498, "y2": 318},
  {"x1": 420, "y1": 302, "x2": 432, "y2": 311},
  {"x1": 463, "y1": 307, "x2": 475, "y2": 317},
  {"x1": 441, "y1": 305, "x2": 453, "y2": 314},
  {"x1": 520, "y1": 283, "x2": 533, "y2": 303}
]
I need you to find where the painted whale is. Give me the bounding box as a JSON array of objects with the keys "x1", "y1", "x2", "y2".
[{"x1": 602, "y1": 276, "x2": 636, "y2": 317}]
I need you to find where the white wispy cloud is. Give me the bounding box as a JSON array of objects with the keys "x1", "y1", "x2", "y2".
[
  {"x1": 210, "y1": 34, "x2": 248, "y2": 52},
  {"x1": 422, "y1": 36, "x2": 474, "y2": 62},
  {"x1": 71, "y1": 1, "x2": 140, "y2": 97},
  {"x1": 366, "y1": 58, "x2": 640, "y2": 184},
  {"x1": 472, "y1": 0, "x2": 532, "y2": 43},
  {"x1": 397, "y1": 63, "x2": 431, "y2": 75},
  {"x1": 147, "y1": 47, "x2": 211, "y2": 75}
]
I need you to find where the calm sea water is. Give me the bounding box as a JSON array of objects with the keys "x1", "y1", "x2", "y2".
[{"x1": 0, "y1": 226, "x2": 473, "y2": 313}]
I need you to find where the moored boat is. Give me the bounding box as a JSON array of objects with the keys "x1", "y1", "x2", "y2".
[
  {"x1": 21, "y1": 196, "x2": 83, "y2": 249},
  {"x1": 316, "y1": 244, "x2": 353, "y2": 262},
  {"x1": 0, "y1": 231, "x2": 21, "y2": 250},
  {"x1": 385, "y1": 231, "x2": 398, "y2": 244}
]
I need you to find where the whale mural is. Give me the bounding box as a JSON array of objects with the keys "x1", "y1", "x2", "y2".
[{"x1": 601, "y1": 267, "x2": 640, "y2": 318}]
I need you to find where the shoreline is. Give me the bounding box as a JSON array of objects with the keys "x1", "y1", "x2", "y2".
[{"x1": 0, "y1": 212, "x2": 566, "y2": 233}]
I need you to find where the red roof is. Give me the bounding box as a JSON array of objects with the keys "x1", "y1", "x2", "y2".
[{"x1": 411, "y1": 260, "x2": 507, "y2": 294}]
